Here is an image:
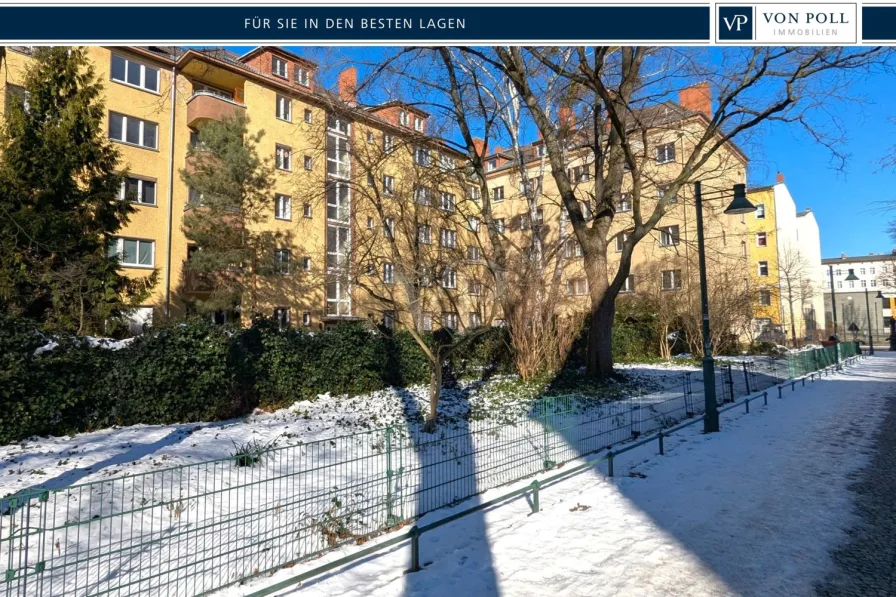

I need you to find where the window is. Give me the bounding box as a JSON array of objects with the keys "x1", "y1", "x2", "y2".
[
  {"x1": 120, "y1": 177, "x2": 156, "y2": 206},
  {"x1": 275, "y1": 95, "x2": 291, "y2": 121},
  {"x1": 468, "y1": 281, "x2": 483, "y2": 296},
  {"x1": 520, "y1": 214, "x2": 531, "y2": 231},
  {"x1": 5, "y1": 84, "x2": 29, "y2": 113},
  {"x1": 468, "y1": 186, "x2": 481, "y2": 202},
  {"x1": 837, "y1": 281, "x2": 843, "y2": 289},
  {"x1": 422, "y1": 312, "x2": 434, "y2": 331},
  {"x1": 872, "y1": 279, "x2": 878, "y2": 287},
  {"x1": 414, "y1": 147, "x2": 431, "y2": 166},
  {"x1": 399, "y1": 110, "x2": 409, "y2": 127},
  {"x1": 366, "y1": 217, "x2": 375, "y2": 230},
  {"x1": 384, "y1": 217, "x2": 395, "y2": 239},
  {"x1": 836, "y1": 269, "x2": 842, "y2": 276},
  {"x1": 440, "y1": 192, "x2": 456, "y2": 212},
  {"x1": 495, "y1": 219, "x2": 505, "y2": 234},
  {"x1": 304, "y1": 109, "x2": 313, "y2": 123},
  {"x1": 275, "y1": 194, "x2": 292, "y2": 220},
  {"x1": 757, "y1": 261, "x2": 769, "y2": 277},
  {"x1": 758, "y1": 290, "x2": 771, "y2": 306},
  {"x1": 658, "y1": 186, "x2": 675, "y2": 203},
  {"x1": 871, "y1": 267, "x2": 876, "y2": 274},
  {"x1": 440, "y1": 153, "x2": 454, "y2": 172},
  {"x1": 274, "y1": 308, "x2": 290, "y2": 330},
  {"x1": 860, "y1": 268, "x2": 866, "y2": 275},
  {"x1": 303, "y1": 312, "x2": 311, "y2": 327},
  {"x1": 419, "y1": 267, "x2": 433, "y2": 287},
  {"x1": 442, "y1": 312, "x2": 458, "y2": 330},
  {"x1": 656, "y1": 142, "x2": 675, "y2": 164},
  {"x1": 535, "y1": 208, "x2": 544, "y2": 224},
  {"x1": 741, "y1": 241, "x2": 747, "y2": 258},
  {"x1": 621, "y1": 275, "x2": 635, "y2": 293},
  {"x1": 568, "y1": 165, "x2": 591, "y2": 183},
  {"x1": 302, "y1": 256, "x2": 311, "y2": 271},
  {"x1": 861, "y1": 280, "x2": 867, "y2": 288},
  {"x1": 275, "y1": 249, "x2": 291, "y2": 274},
  {"x1": 440, "y1": 228, "x2": 457, "y2": 249},
  {"x1": 441, "y1": 268, "x2": 457, "y2": 289},
  {"x1": 188, "y1": 187, "x2": 204, "y2": 206},
  {"x1": 536, "y1": 144, "x2": 545, "y2": 157},
  {"x1": 469, "y1": 312, "x2": 482, "y2": 328},
  {"x1": 327, "y1": 277, "x2": 351, "y2": 316},
  {"x1": 614, "y1": 231, "x2": 630, "y2": 253},
  {"x1": 383, "y1": 311, "x2": 395, "y2": 330},
  {"x1": 383, "y1": 263, "x2": 394, "y2": 284},
  {"x1": 366, "y1": 131, "x2": 375, "y2": 144},
  {"x1": 327, "y1": 225, "x2": 350, "y2": 269},
  {"x1": 659, "y1": 225, "x2": 680, "y2": 247},
  {"x1": 383, "y1": 176, "x2": 395, "y2": 196},
  {"x1": 383, "y1": 135, "x2": 394, "y2": 153},
  {"x1": 755, "y1": 204, "x2": 766, "y2": 219},
  {"x1": 304, "y1": 155, "x2": 313, "y2": 171},
  {"x1": 303, "y1": 203, "x2": 312, "y2": 218},
  {"x1": 272, "y1": 56, "x2": 288, "y2": 78},
  {"x1": 414, "y1": 116, "x2": 424, "y2": 132},
  {"x1": 468, "y1": 217, "x2": 480, "y2": 232},
  {"x1": 467, "y1": 246, "x2": 481, "y2": 261},
  {"x1": 275, "y1": 145, "x2": 292, "y2": 171},
  {"x1": 327, "y1": 132, "x2": 350, "y2": 178},
  {"x1": 110, "y1": 54, "x2": 159, "y2": 93},
  {"x1": 848, "y1": 280, "x2": 855, "y2": 288},
  {"x1": 565, "y1": 239, "x2": 583, "y2": 258},
  {"x1": 295, "y1": 67, "x2": 310, "y2": 87},
  {"x1": 567, "y1": 278, "x2": 588, "y2": 296},
  {"x1": 661, "y1": 269, "x2": 682, "y2": 290},
  {"x1": 617, "y1": 194, "x2": 633, "y2": 213},
  {"x1": 108, "y1": 238, "x2": 154, "y2": 267},
  {"x1": 418, "y1": 225, "x2": 432, "y2": 245},
  {"x1": 109, "y1": 112, "x2": 158, "y2": 149},
  {"x1": 487, "y1": 159, "x2": 497, "y2": 172},
  {"x1": 414, "y1": 185, "x2": 432, "y2": 206},
  {"x1": 580, "y1": 202, "x2": 593, "y2": 220},
  {"x1": 756, "y1": 232, "x2": 767, "y2": 247},
  {"x1": 492, "y1": 186, "x2": 505, "y2": 203}
]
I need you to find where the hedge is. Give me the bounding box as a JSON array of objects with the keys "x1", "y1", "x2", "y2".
[{"x1": 0, "y1": 314, "x2": 513, "y2": 443}]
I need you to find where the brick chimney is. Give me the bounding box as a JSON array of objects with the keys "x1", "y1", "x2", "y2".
[
  {"x1": 338, "y1": 67, "x2": 357, "y2": 105},
  {"x1": 558, "y1": 105, "x2": 576, "y2": 131},
  {"x1": 678, "y1": 82, "x2": 711, "y2": 118},
  {"x1": 776, "y1": 172, "x2": 785, "y2": 184},
  {"x1": 472, "y1": 137, "x2": 486, "y2": 158}
]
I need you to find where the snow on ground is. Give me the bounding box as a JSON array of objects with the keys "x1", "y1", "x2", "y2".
[
  {"x1": 219, "y1": 353, "x2": 892, "y2": 597},
  {"x1": 0, "y1": 363, "x2": 699, "y2": 500}
]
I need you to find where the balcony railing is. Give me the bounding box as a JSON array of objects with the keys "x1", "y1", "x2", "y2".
[{"x1": 186, "y1": 91, "x2": 245, "y2": 128}]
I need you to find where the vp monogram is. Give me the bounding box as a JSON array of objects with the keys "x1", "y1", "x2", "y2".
[
  {"x1": 723, "y1": 14, "x2": 750, "y2": 31},
  {"x1": 718, "y1": 6, "x2": 753, "y2": 40}
]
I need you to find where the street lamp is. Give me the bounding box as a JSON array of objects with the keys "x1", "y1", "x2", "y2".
[
  {"x1": 828, "y1": 264, "x2": 848, "y2": 366},
  {"x1": 694, "y1": 181, "x2": 756, "y2": 433}
]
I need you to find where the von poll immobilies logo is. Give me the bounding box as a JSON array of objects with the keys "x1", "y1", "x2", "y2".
[{"x1": 718, "y1": 6, "x2": 754, "y2": 40}]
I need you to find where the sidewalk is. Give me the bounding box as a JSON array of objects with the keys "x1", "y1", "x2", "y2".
[{"x1": 227, "y1": 354, "x2": 894, "y2": 597}]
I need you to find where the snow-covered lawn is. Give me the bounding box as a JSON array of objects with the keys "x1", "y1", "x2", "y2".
[{"x1": 219, "y1": 353, "x2": 890, "y2": 597}]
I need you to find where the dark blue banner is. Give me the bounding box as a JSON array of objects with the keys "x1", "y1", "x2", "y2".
[
  {"x1": 863, "y1": 6, "x2": 896, "y2": 41},
  {"x1": 0, "y1": 6, "x2": 710, "y2": 42}
]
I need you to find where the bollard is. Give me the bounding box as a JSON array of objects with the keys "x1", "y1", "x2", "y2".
[
  {"x1": 778, "y1": 386, "x2": 783, "y2": 399},
  {"x1": 791, "y1": 381, "x2": 795, "y2": 391},
  {"x1": 745, "y1": 398, "x2": 750, "y2": 414},
  {"x1": 531, "y1": 480, "x2": 540, "y2": 513},
  {"x1": 658, "y1": 432, "x2": 665, "y2": 456},
  {"x1": 408, "y1": 526, "x2": 422, "y2": 572},
  {"x1": 607, "y1": 452, "x2": 615, "y2": 478},
  {"x1": 763, "y1": 391, "x2": 768, "y2": 406}
]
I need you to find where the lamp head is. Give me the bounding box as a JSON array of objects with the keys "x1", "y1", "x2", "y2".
[
  {"x1": 845, "y1": 269, "x2": 859, "y2": 281},
  {"x1": 722, "y1": 184, "x2": 756, "y2": 215}
]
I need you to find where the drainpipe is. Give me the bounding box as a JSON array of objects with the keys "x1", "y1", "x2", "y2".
[{"x1": 163, "y1": 65, "x2": 177, "y2": 320}]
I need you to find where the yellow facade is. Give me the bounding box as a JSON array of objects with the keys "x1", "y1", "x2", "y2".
[
  {"x1": 1, "y1": 45, "x2": 476, "y2": 331},
  {"x1": 744, "y1": 187, "x2": 783, "y2": 328}
]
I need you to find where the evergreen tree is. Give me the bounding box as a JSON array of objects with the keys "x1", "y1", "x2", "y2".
[
  {"x1": 180, "y1": 112, "x2": 279, "y2": 318},
  {"x1": 0, "y1": 47, "x2": 155, "y2": 334}
]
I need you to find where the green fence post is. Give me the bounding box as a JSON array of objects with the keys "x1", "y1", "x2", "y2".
[
  {"x1": 542, "y1": 400, "x2": 555, "y2": 469},
  {"x1": 385, "y1": 426, "x2": 397, "y2": 526},
  {"x1": 531, "y1": 480, "x2": 540, "y2": 513}
]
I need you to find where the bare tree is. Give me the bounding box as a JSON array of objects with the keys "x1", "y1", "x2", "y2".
[
  {"x1": 449, "y1": 46, "x2": 890, "y2": 379},
  {"x1": 776, "y1": 246, "x2": 816, "y2": 347}
]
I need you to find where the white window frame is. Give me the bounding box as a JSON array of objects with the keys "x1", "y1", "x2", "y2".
[
  {"x1": 275, "y1": 94, "x2": 292, "y2": 122},
  {"x1": 757, "y1": 261, "x2": 769, "y2": 277},
  {"x1": 275, "y1": 248, "x2": 291, "y2": 274},
  {"x1": 755, "y1": 204, "x2": 766, "y2": 219},
  {"x1": 327, "y1": 183, "x2": 351, "y2": 223},
  {"x1": 467, "y1": 246, "x2": 481, "y2": 262},
  {"x1": 756, "y1": 232, "x2": 767, "y2": 247},
  {"x1": 614, "y1": 231, "x2": 630, "y2": 253},
  {"x1": 110, "y1": 54, "x2": 160, "y2": 93},
  {"x1": 383, "y1": 134, "x2": 394, "y2": 153},
  {"x1": 440, "y1": 228, "x2": 457, "y2": 249},
  {"x1": 272, "y1": 56, "x2": 288, "y2": 79},
  {"x1": 274, "y1": 307, "x2": 290, "y2": 330},
  {"x1": 661, "y1": 269, "x2": 682, "y2": 290},
  {"x1": 659, "y1": 225, "x2": 680, "y2": 247},
  {"x1": 295, "y1": 67, "x2": 310, "y2": 87},
  {"x1": 758, "y1": 289, "x2": 772, "y2": 306},
  {"x1": 469, "y1": 311, "x2": 482, "y2": 328},
  {"x1": 422, "y1": 312, "x2": 433, "y2": 332},
  {"x1": 621, "y1": 275, "x2": 635, "y2": 293},
  {"x1": 399, "y1": 110, "x2": 409, "y2": 127},
  {"x1": 275, "y1": 144, "x2": 292, "y2": 171},
  {"x1": 414, "y1": 116, "x2": 424, "y2": 132},
  {"x1": 109, "y1": 112, "x2": 158, "y2": 149},
  {"x1": 418, "y1": 225, "x2": 432, "y2": 245},
  {"x1": 441, "y1": 268, "x2": 457, "y2": 289},
  {"x1": 468, "y1": 217, "x2": 480, "y2": 232},
  {"x1": 655, "y1": 142, "x2": 675, "y2": 164},
  {"x1": 304, "y1": 155, "x2": 313, "y2": 171},
  {"x1": 383, "y1": 263, "x2": 395, "y2": 284},
  {"x1": 302, "y1": 256, "x2": 311, "y2": 271},
  {"x1": 119, "y1": 176, "x2": 157, "y2": 206},
  {"x1": 442, "y1": 312, "x2": 458, "y2": 330},
  {"x1": 109, "y1": 237, "x2": 155, "y2": 268},
  {"x1": 383, "y1": 175, "x2": 395, "y2": 196},
  {"x1": 414, "y1": 146, "x2": 431, "y2": 166},
  {"x1": 275, "y1": 194, "x2": 292, "y2": 220},
  {"x1": 492, "y1": 186, "x2": 504, "y2": 203},
  {"x1": 304, "y1": 109, "x2": 313, "y2": 124},
  {"x1": 440, "y1": 192, "x2": 456, "y2": 212}
]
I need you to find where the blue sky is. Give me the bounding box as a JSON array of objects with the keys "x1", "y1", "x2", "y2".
[{"x1": 224, "y1": 45, "x2": 896, "y2": 258}]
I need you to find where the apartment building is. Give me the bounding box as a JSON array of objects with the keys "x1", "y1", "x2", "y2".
[
  {"x1": 481, "y1": 84, "x2": 751, "y2": 322},
  {"x1": 822, "y1": 252, "x2": 896, "y2": 342},
  {"x1": 745, "y1": 174, "x2": 825, "y2": 343},
  {"x1": 1, "y1": 45, "x2": 475, "y2": 332}
]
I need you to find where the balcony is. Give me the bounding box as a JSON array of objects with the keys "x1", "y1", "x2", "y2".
[{"x1": 186, "y1": 91, "x2": 245, "y2": 128}]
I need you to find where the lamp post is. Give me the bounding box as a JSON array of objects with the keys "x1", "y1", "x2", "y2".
[
  {"x1": 828, "y1": 265, "x2": 841, "y2": 365},
  {"x1": 864, "y1": 287, "x2": 879, "y2": 356},
  {"x1": 694, "y1": 181, "x2": 756, "y2": 433}
]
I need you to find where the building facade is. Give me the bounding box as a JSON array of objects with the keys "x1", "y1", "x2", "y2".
[
  {"x1": 745, "y1": 175, "x2": 825, "y2": 344},
  {"x1": 822, "y1": 252, "x2": 896, "y2": 343}
]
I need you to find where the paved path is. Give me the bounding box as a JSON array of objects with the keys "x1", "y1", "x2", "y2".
[{"x1": 817, "y1": 353, "x2": 896, "y2": 597}]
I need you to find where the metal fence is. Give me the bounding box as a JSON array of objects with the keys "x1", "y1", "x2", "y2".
[{"x1": 0, "y1": 346, "x2": 848, "y2": 597}]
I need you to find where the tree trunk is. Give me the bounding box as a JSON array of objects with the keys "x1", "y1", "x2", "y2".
[
  {"x1": 586, "y1": 296, "x2": 616, "y2": 379},
  {"x1": 424, "y1": 354, "x2": 443, "y2": 432}
]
